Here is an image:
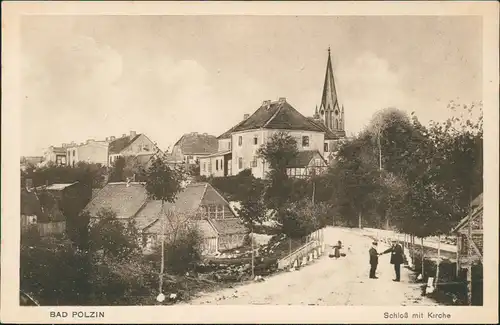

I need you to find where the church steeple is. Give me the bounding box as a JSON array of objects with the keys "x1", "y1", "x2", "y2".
[
  {"x1": 318, "y1": 47, "x2": 342, "y2": 131},
  {"x1": 313, "y1": 105, "x2": 320, "y2": 119}
]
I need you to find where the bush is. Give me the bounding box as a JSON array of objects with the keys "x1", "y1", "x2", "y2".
[{"x1": 163, "y1": 226, "x2": 203, "y2": 275}]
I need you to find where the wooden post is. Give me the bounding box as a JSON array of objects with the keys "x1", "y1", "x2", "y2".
[
  {"x1": 251, "y1": 227, "x2": 255, "y2": 279},
  {"x1": 456, "y1": 234, "x2": 460, "y2": 277},
  {"x1": 467, "y1": 199, "x2": 473, "y2": 305},
  {"x1": 435, "y1": 234, "x2": 441, "y2": 289},
  {"x1": 421, "y1": 237, "x2": 425, "y2": 279}
]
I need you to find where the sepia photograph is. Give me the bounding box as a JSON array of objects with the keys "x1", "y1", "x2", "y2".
[{"x1": 2, "y1": 1, "x2": 498, "y2": 324}]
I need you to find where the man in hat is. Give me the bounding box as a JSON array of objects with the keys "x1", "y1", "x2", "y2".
[
  {"x1": 380, "y1": 239, "x2": 404, "y2": 281},
  {"x1": 369, "y1": 241, "x2": 379, "y2": 279}
]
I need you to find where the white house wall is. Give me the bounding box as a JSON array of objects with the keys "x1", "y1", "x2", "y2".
[{"x1": 231, "y1": 129, "x2": 325, "y2": 179}]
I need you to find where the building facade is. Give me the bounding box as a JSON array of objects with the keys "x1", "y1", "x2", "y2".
[
  {"x1": 66, "y1": 140, "x2": 109, "y2": 167},
  {"x1": 201, "y1": 49, "x2": 346, "y2": 179},
  {"x1": 43, "y1": 146, "x2": 67, "y2": 166}
]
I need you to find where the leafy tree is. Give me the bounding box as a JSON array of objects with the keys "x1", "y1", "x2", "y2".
[
  {"x1": 89, "y1": 208, "x2": 139, "y2": 261},
  {"x1": 257, "y1": 131, "x2": 298, "y2": 217},
  {"x1": 109, "y1": 156, "x2": 127, "y2": 182}
]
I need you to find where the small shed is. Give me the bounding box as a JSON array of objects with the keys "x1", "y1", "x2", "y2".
[{"x1": 452, "y1": 193, "x2": 483, "y2": 272}]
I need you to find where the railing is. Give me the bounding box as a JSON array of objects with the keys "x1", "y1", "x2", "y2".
[{"x1": 277, "y1": 228, "x2": 325, "y2": 270}]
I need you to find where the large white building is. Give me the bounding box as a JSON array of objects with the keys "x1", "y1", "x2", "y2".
[{"x1": 199, "y1": 49, "x2": 346, "y2": 179}]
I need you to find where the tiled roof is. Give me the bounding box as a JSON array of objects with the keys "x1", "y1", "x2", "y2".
[
  {"x1": 109, "y1": 135, "x2": 141, "y2": 154},
  {"x1": 209, "y1": 218, "x2": 248, "y2": 236},
  {"x1": 286, "y1": 150, "x2": 326, "y2": 168},
  {"x1": 230, "y1": 100, "x2": 325, "y2": 134},
  {"x1": 83, "y1": 182, "x2": 148, "y2": 219},
  {"x1": 307, "y1": 117, "x2": 346, "y2": 140},
  {"x1": 174, "y1": 133, "x2": 218, "y2": 155}
]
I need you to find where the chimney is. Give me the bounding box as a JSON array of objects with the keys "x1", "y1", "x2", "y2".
[
  {"x1": 105, "y1": 137, "x2": 109, "y2": 141},
  {"x1": 129, "y1": 131, "x2": 137, "y2": 139},
  {"x1": 203, "y1": 132, "x2": 208, "y2": 136},
  {"x1": 262, "y1": 100, "x2": 271, "y2": 106},
  {"x1": 110, "y1": 136, "x2": 116, "y2": 141},
  {"x1": 25, "y1": 178, "x2": 33, "y2": 190},
  {"x1": 243, "y1": 113, "x2": 250, "y2": 120},
  {"x1": 279, "y1": 97, "x2": 286, "y2": 103},
  {"x1": 122, "y1": 134, "x2": 127, "y2": 138}
]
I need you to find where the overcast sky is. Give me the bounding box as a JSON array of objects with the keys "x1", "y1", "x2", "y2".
[{"x1": 20, "y1": 15, "x2": 482, "y2": 156}]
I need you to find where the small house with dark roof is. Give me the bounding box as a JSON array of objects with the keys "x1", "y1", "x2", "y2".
[
  {"x1": 285, "y1": 150, "x2": 328, "y2": 178},
  {"x1": 170, "y1": 132, "x2": 218, "y2": 165},
  {"x1": 83, "y1": 181, "x2": 248, "y2": 255},
  {"x1": 202, "y1": 49, "x2": 346, "y2": 179}
]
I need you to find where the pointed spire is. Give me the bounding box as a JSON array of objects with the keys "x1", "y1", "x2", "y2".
[
  {"x1": 313, "y1": 105, "x2": 320, "y2": 119},
  {"x1": 320, "y1": 47, "x2": 341, "y2": 131}
]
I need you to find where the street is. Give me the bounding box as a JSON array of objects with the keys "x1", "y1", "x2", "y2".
[{"x1": 186, "y1": 227, "x2": 440, "y2": 306}]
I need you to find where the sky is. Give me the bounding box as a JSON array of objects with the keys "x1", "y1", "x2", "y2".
[{"x1": 20, "y1": 15, "x2": 482, "y2": 156}]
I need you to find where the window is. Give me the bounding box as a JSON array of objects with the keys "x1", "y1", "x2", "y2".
[
  {"x1": 302, "y1": 136, "x2": 310, "y2": 147},
  {"x1": 238, "y1": 157, "x2": 243, "y2": 169},
  {"x1": 238, "y1": 136, "x2": 242, "y2": 146},
  {"x1": 251, "y1": 157, "x2": 258, "y2": 167},
  {"x1": 216, "y1": 205, "x2": 224, "y2": 219},
  {"x1": 229, "y1": 142, "x2": 232, "y2": 150},
  {"x1": 73, "y1": 150, "x2": 75, "y2": 157},
  {"x1": 203, "y1": 163, "x2": 206, "y2": 172},
  {"x1": 144, "y1": 144, "x2": 150, "y2": 151},
  {"x1": 334, "y1": 119, "x2": 339, "y2": 129},
  {"x1": 253, "y1": 136, "x2": 258, "y2": 145},
  {"x1": 216, "y1": 160, "x2": 219, "y2": 171},
  {"x1": 324, "y1": 143, "x2": 329, "y2": 152},
  {"x1": 208, "y1": 161, "x2": 212, "y2": 173}
]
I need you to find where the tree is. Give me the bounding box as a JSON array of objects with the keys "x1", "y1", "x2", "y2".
[
  {"x1": 109, "y1": 156, "x2": 127, "y2": 182},
  {"x1": 257, "y1": 131, "x2": 298, "y2": 218},
  {"x1": 144, "y1": 156, "x2": 185, "y2": 296},
  {"x1": 89, "y1": 208, "x2": 139, "y2": 261},
  {"x1": 236, "y1": 178, "x2": 267, "y2": 278}
]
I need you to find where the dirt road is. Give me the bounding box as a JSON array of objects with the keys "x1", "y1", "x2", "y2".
[{"x1": 186, "y1": 227, "x2": 440, "y2": 306}]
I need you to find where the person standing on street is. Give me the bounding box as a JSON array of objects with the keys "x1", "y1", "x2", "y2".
[
  {"x1": 369, "y1": 241, "x2": 379, "y2": 279},
  {"x1": 380, "y1": 239, "x2": 404, "y2": 281}
]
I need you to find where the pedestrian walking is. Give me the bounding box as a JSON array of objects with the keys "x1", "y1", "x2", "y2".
[
  {"x1": 380, "y1": 239, "x2": 404, "y2": 281},
  {"x1": 369, "y1": 241, "x2": 379, "y2": 279}
]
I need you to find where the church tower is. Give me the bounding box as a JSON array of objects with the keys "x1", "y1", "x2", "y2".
[{"x1": 318, "y1": 48, "x2": 344, "y2": 132}]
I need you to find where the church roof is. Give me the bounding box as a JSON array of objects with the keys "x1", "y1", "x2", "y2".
[{"x1": 227, "y1": 99, "x2": 325, "y2": 134}]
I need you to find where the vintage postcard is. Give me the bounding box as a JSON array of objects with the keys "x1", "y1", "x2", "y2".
[{"x1": 1, "y1": 1, "x2": 499, "y2": 324}]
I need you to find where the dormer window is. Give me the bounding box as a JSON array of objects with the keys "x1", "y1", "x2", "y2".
[{"x1": 253, "y1": 136, "x2": 258, "y2": 145}]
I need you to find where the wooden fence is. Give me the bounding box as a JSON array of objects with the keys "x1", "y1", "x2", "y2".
[{"x1": 37, "y1": 221, "x2": 66, "y2": 237}]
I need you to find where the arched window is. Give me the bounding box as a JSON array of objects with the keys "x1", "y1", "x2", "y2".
[{"x1": 334, "y1": 119, "x2": 339, "y2": 129}]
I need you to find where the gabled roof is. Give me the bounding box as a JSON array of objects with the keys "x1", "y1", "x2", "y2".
[
  {"x1": 229, "y1": 100, "x2": 325, "y2": 134},
  {"x1": 83, "y1": 182, "x2": 148, "y2": 219},
  {"x1": 109, "y1": 134, "x2": 142, "y2": 155},
  {"x1": 286, "y1": 150, "x2": 327, "y2": 168},
  {"x1": 174, "y1": 133, "x2": 218, "y2": 155},
  {"x1": 307, "y1": 117, "x2": 346, "y2": 140}
]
